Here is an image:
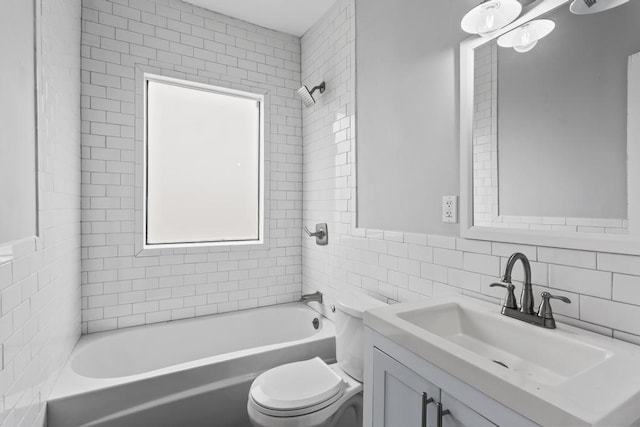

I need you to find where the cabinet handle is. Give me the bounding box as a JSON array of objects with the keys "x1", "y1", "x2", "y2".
[
  {"x1": 422, "y1": 393, "x2": 434, "y2": 427},
  {"x1": 436, "y1": 402, "x2": 451, "y2": 427}
]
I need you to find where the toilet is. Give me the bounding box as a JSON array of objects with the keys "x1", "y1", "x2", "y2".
[{"x1": 246, "y1": 290, "x2": 386, "y2": 427}]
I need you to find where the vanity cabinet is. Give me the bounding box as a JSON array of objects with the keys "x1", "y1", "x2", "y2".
[
  {"x1": 371, "y1": 348, "x2": 496, "y2": 427},
  {"x1": 364, "y1": 328, "x2": 538, "y2": 427}
]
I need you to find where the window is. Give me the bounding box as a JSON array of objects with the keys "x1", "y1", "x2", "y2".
[{"x1": 144, "y1": 75, "x2": 264, "y2": 248}]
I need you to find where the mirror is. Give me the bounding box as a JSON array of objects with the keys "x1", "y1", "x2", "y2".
[
  {"x1": 460, "y1": 0, "x2": 640, "y2": 254},
  {"x1": 0, "y1": 0, "x2": 38, "y2": 246}
]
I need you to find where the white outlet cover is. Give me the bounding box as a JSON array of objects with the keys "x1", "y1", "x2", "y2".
[{"x1": 442, "y1": 196, "x2": 458, "y2": 223}]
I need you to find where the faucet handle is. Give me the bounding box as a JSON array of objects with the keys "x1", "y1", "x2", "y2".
[
  {"x1": 537, "y1": 292, "x2": 571, "y2": 329},
  {"x1": 304, "y1": 226, "x2": 322, "y2": 237},
  {"x1": 490, "y1": 282, "x2": 518, "y2": 310}
]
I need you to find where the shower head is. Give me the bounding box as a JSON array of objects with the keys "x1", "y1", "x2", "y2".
[{"x1": 297, "y1": 81, "x2": 326, "y2": 108}]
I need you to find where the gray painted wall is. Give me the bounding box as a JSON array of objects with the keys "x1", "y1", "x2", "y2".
[
  {"x1": 355, "y1": 0, "x2": 473, "y2": 235},
  {"x1": 497, "y1": 3, "x2": 640, "y2": 218}
]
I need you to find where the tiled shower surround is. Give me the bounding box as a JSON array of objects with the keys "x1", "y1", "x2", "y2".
[
  {"x1": 79, "y1": 0, "x2": 640, "y2": 345},
  {"x1": 80, "y1": 0, "x2": 303, "y2": 333},
  {"x1": 301, "y1": 0, "x2": 640, "y2": 344}
]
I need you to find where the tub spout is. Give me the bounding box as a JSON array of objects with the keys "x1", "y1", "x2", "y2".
[{"x1": 300, "y1": 291, "x2": 323, "y2": 304}]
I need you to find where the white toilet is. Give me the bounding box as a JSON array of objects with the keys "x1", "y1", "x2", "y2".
[{"x1": 246, "y1": 291, "x2": 386, "y2": 427}]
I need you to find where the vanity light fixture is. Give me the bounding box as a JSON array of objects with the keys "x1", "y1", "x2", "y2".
[
  {"x1": 461, "y1": 0, "x2": 523, "y2": 36},
  {"x1": 569, "y1": 0, "x2": 628, "y2": 14},
  {"x1": 497, "y1": 19, "x2": 556, "y2": 53}
]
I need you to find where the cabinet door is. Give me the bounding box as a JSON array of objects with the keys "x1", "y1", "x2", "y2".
[
  {"x1": 372, "y1": 348, "x2": 440, "y2": 427},
  {"x1": 440, "y1": 391, "x2": 497, "y2": 427}
]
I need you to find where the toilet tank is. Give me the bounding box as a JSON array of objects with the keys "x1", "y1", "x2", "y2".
[{"x1": 334, "y1": 290, "x2": 387, "y2": 382}]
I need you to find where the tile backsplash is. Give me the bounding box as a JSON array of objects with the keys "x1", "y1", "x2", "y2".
[
  {"x1": 301, "y1": 0, "x2": 640, "y2": 345},
  {"x1": 80, "y1": 0, "x2": 303, "y2": 333}
]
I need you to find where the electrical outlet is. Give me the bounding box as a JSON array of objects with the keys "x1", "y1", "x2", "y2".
[{"x1": 442, "y1": 196, "x2": 458, "y2": 223}]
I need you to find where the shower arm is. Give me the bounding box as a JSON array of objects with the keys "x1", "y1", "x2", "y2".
[{"x1": 309, "y1": 82, "x2": 326, "y2": 95}]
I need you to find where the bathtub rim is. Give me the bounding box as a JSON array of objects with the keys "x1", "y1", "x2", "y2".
[{"x1": 49, "y1": 302, "x2": 335, "y2": 401}]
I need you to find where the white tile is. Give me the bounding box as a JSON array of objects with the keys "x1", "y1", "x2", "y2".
[
  {"x1": 455, "y1": 238, "x2": 492, "y2": 255},
  {"x1": 408, "y1": 245, "x2": 432, "y2": 262},
  {"x1": 88, "y1": 318, "x2": 118, "y2": 333},
  {"x1": 448, "y1": 268, "x2": 482, "y2": 292},
  {"x1": 1, "y1": 283, "x2": 22, "y2": 315},
  {"x1": 463, "y1": 252, "x2": 500, "y2": 276},
  {"x1": 549, "y1": 265, "x2": 611, "y2": 299},
  {"x1": 81, "y1": 0, "x2": 303, "y2": 332},
  {"x1": 432, "y1": 282, "x2": 462, "y2": 297},
  {"x1": 427, "y1": 235, "x2": 456, "y2": 249},
  {"x1": 538, "y1": 247, "x2": 596, "y2": 269},
  {"x1": 388, "y1": 271, "x2": 409, "y2": 289},
  {"x1": 598, "y1": 253, "x2": 640, "y2": 276},
  {"x1": 408, "y1": 276, "x2": 433, "y2": 296},
  {"x1": 383, "y1": 231, "x2": 404, "y2": 242},
  {"x1": 0, "y1": 264, "x2": 12, "y2": 291},
  {"x1": 433, "y1": 248, "x2": 463, "y2": 269},
  {"x1": 398, "y1": 258, "x2": 420, "y2": 278},
  {"x1": 404, "y1": 233, "x2": 427, "y2": 246},
  {"x1": 387, "y1": 241, "x2": 408, "y2": 258},
  {"x1": 612, "y1": 274, "x2": 640, "y2": 305},
  {"x1": 118, "y1": 314, "x2": 145, "y2": 328},
  {"x1": 421, "y1": 262, "x2": 448, "y2": 283},
  {"x1": 554, "y1": 314, "x2": 613, "y2": 337},
  {"x1": 580, "y1": 296, "x2": 640, "y2": 336},
  {"x1": 491, "y1": 242, "x2": 537, "y2": 260}
]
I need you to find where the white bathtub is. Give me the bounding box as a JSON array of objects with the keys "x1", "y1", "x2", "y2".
[{"x1": 48, "y1": 303, "x2": 335, "y2": 427}]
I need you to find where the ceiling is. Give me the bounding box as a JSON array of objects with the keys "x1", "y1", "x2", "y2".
[{"x1": 183, "y1": 0, "x2": 338, "y2": 37}]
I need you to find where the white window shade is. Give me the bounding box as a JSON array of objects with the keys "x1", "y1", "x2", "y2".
[{"x1": 145, "y1": 78, "x2": 263, "y2": 246}]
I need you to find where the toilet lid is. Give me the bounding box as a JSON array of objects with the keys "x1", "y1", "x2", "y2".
[{"x1": 250, "y1": 357, "x2": 345, "y2": 411}]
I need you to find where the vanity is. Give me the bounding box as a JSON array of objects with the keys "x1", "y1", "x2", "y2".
[
  {"x1": 362, "y1": 295, "x2": 640, "y2": 426},
  {"x1": 359, "y1": 0, "x2": 640, "y2": 424}
]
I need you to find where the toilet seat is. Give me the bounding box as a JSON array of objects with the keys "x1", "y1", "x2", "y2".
[{"x1": 249, "y1": 357, "x2": 346, "y2": 417}]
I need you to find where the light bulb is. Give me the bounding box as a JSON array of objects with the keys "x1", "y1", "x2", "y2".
[
  {"x1": 514, "y1": 25, "x2": 538, "y2": 53},
  {"x1": 461, "y1": 0, "x2": 522, "y2": 35},
  {"x1": 497, "y1": 19, "x2": 556, "y2": 54},
  {"x1": 478, "y1": 4, "x2": 498, "y2": 35},
  {"x1": 513, "y1": 39, "x2": 538, "y2": 53}
]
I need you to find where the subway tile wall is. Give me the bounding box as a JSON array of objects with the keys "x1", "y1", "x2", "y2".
[
  {"x1": 0, "y1": 0, "x2": 82, "y2": 425},
  {"x1": 301, "y1": 0, "x2": 640, "y2": 344},
  {"x1": 80, "y1": 0, "x2": 303, "y2": 333}
]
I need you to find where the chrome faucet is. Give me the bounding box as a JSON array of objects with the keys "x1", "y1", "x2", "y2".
[
  {"x1": 299, "y1": 291, "x2": 323, "y2": 304},
  {"x1": 490, "y1": 252, "x2": 570, "y2": 329}
]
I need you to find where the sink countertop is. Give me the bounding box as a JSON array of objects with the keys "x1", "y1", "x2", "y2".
[{"x1": 364, "y1": 295, "x2": 640, "y2": 426}]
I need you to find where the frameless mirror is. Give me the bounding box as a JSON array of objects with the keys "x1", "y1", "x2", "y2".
[{"x1": 460, "y1": 0, "x2": 640, "y2": 254}]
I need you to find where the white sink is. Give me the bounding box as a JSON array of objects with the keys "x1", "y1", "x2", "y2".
[
  {"x1": 365, "y1": 295, "x2": 640, "y2": 426},
  {"x1": 397, "y1": 302, "x2": 609, "y2": 386}
]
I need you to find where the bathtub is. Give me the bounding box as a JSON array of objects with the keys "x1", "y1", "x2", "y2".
[{"x1": 48, "y1": 303, "x2": 335, "y2": 427}]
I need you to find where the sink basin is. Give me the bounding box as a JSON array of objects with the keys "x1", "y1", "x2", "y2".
[
  {"x1": 364, "y1": 295, "x2": 640, "y2": 426},
  {"x1": 397, "y1": 302, "x2": 609, "y2": 385}
]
